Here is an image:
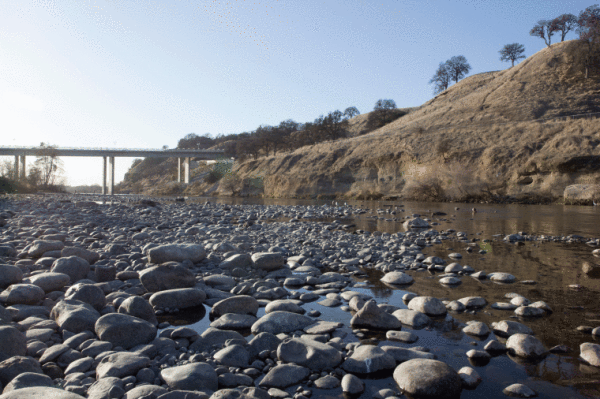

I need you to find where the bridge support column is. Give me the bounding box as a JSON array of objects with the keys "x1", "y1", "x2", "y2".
[
  {"x1": 20, "y1": 155, "x2": 26, "y2": 180},
  {"x1": 177, "y1": 158, "x2": 182, "y2": 183},
  {"x1": 184, "y1": 157, "x2": 190, "y2": 184},
  {"x1": 14, "y1": 156, "x2": 19, "y2": 180},
  {"x1": 102, "y1": 157, "x2": 107, "y2": 195},
  {"x1": 108, "y1": 157, "x2": 115, "y2": 195}
]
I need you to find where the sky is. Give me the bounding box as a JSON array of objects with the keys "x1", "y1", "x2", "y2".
[{"x1": 0, "y1": 0, "x2": 596, "y2": 186}]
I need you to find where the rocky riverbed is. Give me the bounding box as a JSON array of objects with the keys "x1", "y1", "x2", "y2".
[{"x1": 0, "y1": 195, "x2": 599, "y2": 399}]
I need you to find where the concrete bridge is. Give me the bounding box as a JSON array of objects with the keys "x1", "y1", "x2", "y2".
[{"x1": 0, "y1": 146, "x2": 225, "y2": 195}]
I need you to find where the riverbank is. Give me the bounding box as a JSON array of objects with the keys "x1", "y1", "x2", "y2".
[{"x1": 0, "y1": 195, "x2": 599, "y2": 399}]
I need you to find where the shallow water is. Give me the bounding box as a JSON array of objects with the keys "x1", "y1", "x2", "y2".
[{"x1": 142, "y1": 196, "x2": 600, "y2": 398}]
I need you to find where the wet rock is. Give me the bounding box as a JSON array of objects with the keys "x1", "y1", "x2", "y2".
[
  {"x1": 466, "y1": 350, "x2": 490, "y2": 359},
  {"x1": 2, "y1": 371, "x2": 53, "y2": 392},
  {"x1": 0, "y1": 387, "x2": 85, "y2": 399},
  {"x1": 303, "y1": 321, "x2": 342, "y2": 334},
  {"x1": 580, "y1": 342, "x2": 600, "y2": 366},
  {"x1": 96, "y1": 351, "x2": 150, "y2": 379},
  {"x1": 150, "y1": 288, "x2": 206, "y2": 310},
  {"x1": 139, "y1": 264, "x2": 195, "y2": 292},
  {"x1": 458, "y1": 296, "x2": 487, "y2": 309},
  {"x1": 148, "y1": 244, "x2": 206, "y2": 264},
  {"x1": 458, "y1": 366, "x2": 481, "y2": 389},
  {"x1": 446, "y1": 300, "x2": 466, "y2": 312},
  {"x1": 50, "y1": 299, "x2": 101, "y2": 334},
  {"x1": 210, "y1": 295, "x2": 259, "y2": 317},
  {"x1": 381, "y1": 346, "x2": 435, "y2": 363},
  {"x1": 506, "y1": 334, "x2": 547, "y2": 359},
  {"x1": 440, "y1": 277, "x2": 461, "y2": 285},
  {"x1": 403, "y1": 218, "x2": 430, "y2": 229},
  {"x1": 51, "y1": 256, "x2": 90, "y2": 284},
  {"x1": 380, "y1": 272, "x2": 414, "y2": 285},
  {"x1": 259, "y1": 364, "x2": 309, "y2": 388},
  {"x1": 342, "y1": 345, "x2": 396, "y2": 374},
  {"x1": 251, "y1": 311, "x2": 315, "y2": 335},
  {"x1": 277, "y1": 337, "x2": 342, "y2": 370},
  {"x1": 515, "y1": 306, "x2": 545, "y2": 317},
  {"x1": 393, "y1": 359, "x2": 462, "y2": 399},
  {"x1": 350, "y1": 299, "x2": 403, "y2": 330},
  {"x1": 462, "y1": 321, "x2": 490, "y2": 337},
  {"x1": 95, "y1": 313, "x2": 157, "y2": 349},
  {"x1": 488, "y1": 272, "x2": 516, "y2": 284},
  {"x1": 341, "y1": 373, "x2": 364, "y2": 395},
  {"x1": 392, "y1": 309, "x2": 431, "y2": 329},
  {"x1": 64, "y1": 283, "x2": 106, "y2": 311},
  {"x1": 484, "y1": 340, "x2": 507, "y2": 353},
  {"x1": 407, "y1": 296, "x2": 446, "y2": 317},
  {"x1": 503, "y1": 383, "x2": 537, "y2": 397},
  {"x1": 118, "y1": 296, "x2": 158, "y2": 326},
  {"x1": 386, "y1": 330, "x2": 418, "y2": 343},
  {"x1": 0, "y1": 325, "x2": 26, "y2": 358},
  {"x1": 492, "y1": 320, "x2": 533, "y2": 337},
  {"x1": 0, "y1": 284, "x2": 45, "y2": 306},
  {"x1": 491, "y1": 302, "x2": 518, "y2": 310},
  {"x1": 161, "y1": 362, "x2": 218, "y2": 391}
]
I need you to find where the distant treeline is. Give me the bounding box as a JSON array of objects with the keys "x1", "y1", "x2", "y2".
[{"x1": 176, "y1": 100, "x2": 406, "y2": 160}]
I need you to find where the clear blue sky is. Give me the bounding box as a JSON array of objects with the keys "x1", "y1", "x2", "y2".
[{"x1": 0, "y1": 0, "x2": 595, "y2": 186}]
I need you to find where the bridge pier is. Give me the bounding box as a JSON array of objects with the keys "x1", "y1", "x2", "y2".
[
  {"x1": 19, "y1": 155, "x2": 26, "y2": 180},
  {"x1": 108, "y1": 156, "x2": 115, "y2": 195},
  {"x1": 102, "y1": 157, "x2": 107, "y2": 195},
  {"x1": 177, "y1": 158, "x2": 182, "y2": 183},
  {"x1": 177, "y1": 157, "x2": 190, "y2": 184},
  {"x1": 14, "y1": 156, "x2": 18, "y2": 180}
]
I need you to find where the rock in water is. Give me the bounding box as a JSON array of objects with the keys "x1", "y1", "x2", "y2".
[
  {"x1": 580, "y1": 342, "x2": 600, "y2": 367},
  {"x1": 251, "y1": 311, "x2": 315, "y2": 335},
  {"x1": 350, "y1": 300, "x2": 403, "y2": 330},
  {"x1": 407, "y1": 296, "x2": 447, "y2": 316},
  {"x1": 506, "y1": 334, "x2": 547, "y2": 359},
  {"x1": 393, "y1": 359, "x2": 462, "y2": 399}
]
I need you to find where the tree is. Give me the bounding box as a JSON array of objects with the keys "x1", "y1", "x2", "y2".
[
  {"x1": 550, "y1": 14, "x2": 578, "y2": 42},
  {"x1": 343, "y1": 106, "x2": 360, "y2": 119},
  {"x1": 366, "y1": 99, "x2": 404, "y2": 130},
  {"x1": 429, "y1": 61, "x2": 451, "y2": 94},
  {"x1": 578, "y1": 4, "x2": 600, "y2": 79},
  {"x1": 530, "y1": 20, "x2": 554, "y2": 47},
  {"x1": 499, "y1": 43, "x2": 526, "y2": 67},
  {"x1": 446, "y1": 56, "x2": 471, "y2": 83},
  {"x1": 34, "y1": 142, "x2": 63, "y2": 187}
]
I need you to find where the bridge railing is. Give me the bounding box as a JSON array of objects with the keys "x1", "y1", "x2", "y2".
[{"x1": 0, "y1": 145, "x2": 223, "y2": 152}]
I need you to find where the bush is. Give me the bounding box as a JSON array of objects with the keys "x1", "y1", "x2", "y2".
[
  {"x1": 0, "y1": 177, "x2": 17, "y2": 194},
  {"x1": 204, "y1": 169, "x2": 222, "y2": 184}
]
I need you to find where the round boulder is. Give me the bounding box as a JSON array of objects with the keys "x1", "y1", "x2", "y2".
[
  {"x1": 51, "y1": 256, "x2": 90, "y2": 284},
  {"x1": 0, "y1": 284, "x2": 45, "y2": 306},
  {"x1": 0, "y1": 265, "x2": 23, "y2": 289},
  {"x1": 27, "y1": 272, "x2": 71, "y2": 293},
  {"x1": 65, "y1": 283, "x2": 106, "y2": 311},
  {"x1": 117, "y1": 296, "x2": 158, "y2": 326},
  {"x1": 393, "y1": 359, "x2": 462, "y2": 399},
  {"x1": 139, "y1": 264, "x2": 195, "y2": 292},
  {"x1": 506, "y1": 334, "x2": 547, "y2": 359},
  {"x1": 149, "y1": 288, "x2": 206, "y2": 310},
  {"x1": 0, "y1": 387, "x2": 85, "y2": 399},
  {"x1": 407, "y1": 296, "x2": 447, "y2": 317},
  {"x1": 211, "y1": 295, "x2": 259, "y2": 317},
  {"x1": 95, "y1": 313, "x2": 157, "y2": 350}
]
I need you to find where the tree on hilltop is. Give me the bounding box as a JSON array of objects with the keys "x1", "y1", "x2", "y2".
[
  {"x1": 577, "y1": 4, "x2": 600, "y2": 79},
  {"x1": 446, "y1": 56, "x2": 471, "y2": 83},
  {"x1": 429, "y1": 61, "x2": 451, "y2": 94},
  {"x1": 343, "y1": 106, "x2": 360, "y2": 119},
  {"x1": 530, "y1": 20, "x2": 555, "y2": 47},
  {"x1": 499, "y1": 43, "x2": 526, "y2": 67},
  {"x1": 550, "y1": 14, "x2": 578, "y2": 42}
]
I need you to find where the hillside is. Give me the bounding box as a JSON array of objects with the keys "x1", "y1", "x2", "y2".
[{"x1": 120, "y1": 40, "x2": 600, "y2": 203}]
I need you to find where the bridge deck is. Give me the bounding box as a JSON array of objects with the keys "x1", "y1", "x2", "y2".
[{"x1": 0, "y1": 146, "x2": 225, "y2": 158}]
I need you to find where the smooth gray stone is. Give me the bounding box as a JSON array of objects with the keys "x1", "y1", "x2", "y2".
[
  {"x1": 0, "y1": 356, "x2": 43, "y2": 386},
  {"x1": 1, "y1": 372, "x2": 53, "y2": 393},
  {"x1": 342, "y1": 345, "x2": 396, "y2": 374},
  {"x1": 259, "y1": 364, "x2": 309, "y2": 388},
  {"x1": 393, "y1": 359, "x2": 462, "y2": 399},
  {"x1": 148, "y1": 244, "x2": 206, "y2": 264},
  {"x1": 0, "y1": 326, "x2": 26, "y2": 358},
  {"x1": 86, "y1": 376, "x2": 125, "y2": 399},
  {"x1": 95, "y1": 313, "x2": 156, "y2": 349},
  {"x1": 506, "y1": 334, "x2": 547, "y2": 359},
  {"x1": 51, "y1": 256, "x2": 90, "y2": 284},
  {"x1": 0, "y1": 387, "x2": 85, "y2": 399},
  {"x1": 251, "y1": 311, "x2": 315, "y2": 335},
  {"x1": 96, "y1": 352, "x2": 150, "y2": 379},
  {"x1": 277, "y1": 338, "x2": 342, "y2": 371},
  {"x1": 160, "y1": 362, "x2": 218, "y2": 392}
]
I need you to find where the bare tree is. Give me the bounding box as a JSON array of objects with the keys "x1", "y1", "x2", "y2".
[
  {"x1": 34, "y1": 143, "x2": 64, "y2": 187},
  {"x1": 530, "y1": 20, "x2": 554, "y2": 47},
  {"x1": 429, "y1": 61, "x2": 451, "y2": 94},
  {"x1": 499, "y1": 43, "x2": 526, "y2": 67},
  {"x1": 578, "y1": 4, "x2": 600, "y2": 79},
  {"x1": 445, "y1": 56, "x2": 471, "y2": 83},
  {"x1": 550, "y1": 13, "x2": 578, "y2": 42}
]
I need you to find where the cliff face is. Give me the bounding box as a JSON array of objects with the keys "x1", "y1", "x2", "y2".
[
  {"x1": 232, "y1": 40, "x2": 600, "y2": 201},
  {"x1": 121, "y1": 40, "x2": 600, "y2": 202}
]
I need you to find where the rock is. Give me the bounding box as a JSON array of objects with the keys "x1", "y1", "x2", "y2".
[
  {"x1": 277, "y1": 337, "x2": 342, "y2": 370},
  {"x1": 61, "y1": 247, "x2": 99, "y2": 264},
  {"x1": 0, "y1": 356, "x2": 43, "y2": 386},
  {"x1": 462, "y1": 321, "x2": 490, "y2": 337},
  {"x1": 2, "y1": 372, "x2": 53, "y2": 392},
  {"x1": 407, "y1": 296, "x2": 447, "y2": 317},
  {"x1": 484, "y1": 340, "x2": 507, "y2": 352},
  {"x1": 210, "y1": 295, "x2": 259, "y2": 317},
  {"x1": 251, "y1": 311, "x2": 315, "y2": 335},
  {"x1": 209, "y1": 387, "x2": 270, "y2": 399},
  {"x1": 381, "y1": 346, "x2": 435, "y2": 363},
  {"x1": 219, "y1": 254, "x2": 253, "y2": 270},
  {"x1": 148, "y1": 244, "x2": 206, "y2": 264},
  {"x1": 139, "y1": 264, "x2": 196, "y2": 292},
  {"x1": 0, "y1": 265, "x2": 22, "y2": 289},
  {"x1": 392, "y1": 309, "x2": 431, "y2": 329},
  {"x1": 160, "y1": 362, "x2": 218, "y2": 392},
  {"x1": 380, "y1": 272, "x2": 414, "y2": 285},
  {"x1": 50, "y1": 299, "x2": 101, "y2": 333},
  {"x1": 189, "y1": 328, "x2": 245, "y2": 352},
  {"x1": 506, "y1": 334, "x2": 547, "y2": 359},
  {"x1": 342, "y1": 345, "x2": 396, "y2": 374},
  {"x1": 466, "y1": 350, "x2": 490, "y2": 359},
  {"x1": 118, "y1": 296, "x2": 158, "y2": 326},
  {"x1": 251, "y1": 253, "x2": 284, "y2": 271},
  {"x1": 515, "y1": 306, "x2": 545, "y2": 317},
  {"x1": 0, "y1": 246, "x2": 16, "y2": 258},
  {"x1": 149, "y1": 288, "x2": 206, "y2": 310},
  {"x1": 248, "y1": 332, "x2": 281, "y2": 358},
  {"x1": 96, "y1": 352, "x2": 150, "y2": 379},
  {"x1": 213, "y1": 344, "x2": 250, "y2": 368},
  {"x1": 580, "y1": 342, "x2": 600, "y2": 366},
  {"x1": 0, "y1": 387, "x2": 85, "y2": 399},
  {"x1": 64, "y1": 283, "x2": 106, "y2": 311},
  {"x1": 264, "y1": 299, "x2": 305, "y2": 315},
  {"x1": 488, "y1": 272, "x2": 516, "y2": 284},
  {"x1": 393, "y1": 359, "x2": 462, "y2": 399},
  {"x1": 86, "y1": 377, "x2": 125, "y2": 399},
  {"x1": 503, "y1": 383, "x2": 537, "y2": 397},
  {"x1": 28, "y1": 241, "x2": 64, "y2": 258},
  {"x1": 492, "y1": 320, "x2": 533, "y2": 337},
  {"x1": 27, "y1": 272, "x2": 71, "y2": 293},
  {"x1": 303, "y1": 321, "x2": 342, "y2": 334},
  {"x1": 95, "y1": 265, "x2": 117, "y2": 283},
  {"x1": 210, "y1": 313, "x2": 257, "y2": 330},
  {"x1": 64, "y1": 356, "x2": 94, "y2": 374},
  {"x1": 0, "y1": 326, "x2": 26, "y2": 357},
  {"x1": 458, "y1": 366, "x2": 481, "y2": 389},
  {"x1": 564, "y1": 184, "x2": 600, "y2": 203},
  {"x1": 259, "y1": 364, "x2": 309, "y2": 388},
  {"x1": 123, "y1": 385, "x2": 168, "y2": 399},
  {"x1": 314, "y1": 375, "x2": 340, "y2": 389},
  {"x1": 350, "y1": 299, "x2": 403, "y2": 330},
  {"x1": 95, "y1": 313, "x2": 157, "y2": 349},
  {"x1": 440, "y1": 277, "x2": 461, "y2": 285},
  {"x1": 51, "y1": 256, "x2": 90, "y2": 283},
  {"x1": 386, "y1": 330, "x2": 418, "y2": 343},
  {"x1": 0, "y1": 284, "x2": 45, "y2": 305},
  {"x1": 403, "y1": 218, "x2": 430, "y2": 229},
  {"x1": 457, "y1": 296, "x2": 487, "y2": 309},
  {"x1": 341, "y1": 373, "x2": 364, "y2": 394},
  {"x1": 446, "y1": 300, "x2": 465, "y2": 312}
]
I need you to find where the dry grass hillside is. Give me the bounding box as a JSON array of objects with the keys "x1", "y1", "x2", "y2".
[{"x1": 230, "y1": 40, "x2": 600, "y2": 203}]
